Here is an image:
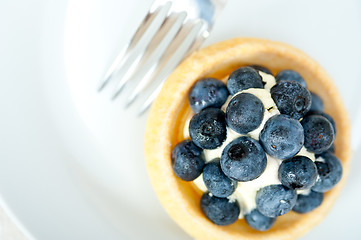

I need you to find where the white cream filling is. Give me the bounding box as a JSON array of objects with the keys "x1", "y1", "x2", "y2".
[
  {"x1": 187, "y1": 71, "x2": 315, "y2": 218},
  {"x1": 259, "y1": 71, "x2": 277, "y2": 90}
]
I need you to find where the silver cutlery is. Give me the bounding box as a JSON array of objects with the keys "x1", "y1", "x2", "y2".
[{"x1": 99, "y1": 0, "x2": 227, "y2": 115}]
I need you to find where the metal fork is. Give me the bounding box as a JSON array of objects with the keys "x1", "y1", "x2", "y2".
[{"x1": 99, "y1": 0, "x2": 227, "y2": 116}]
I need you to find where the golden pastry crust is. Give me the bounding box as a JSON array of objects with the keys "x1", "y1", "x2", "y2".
[{"x1": 144, "y1": 38, "x2": 351, "y2": 240}]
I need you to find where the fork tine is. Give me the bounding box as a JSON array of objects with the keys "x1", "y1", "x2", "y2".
[
  {"x1": 137, "y1": 27, "x2": 209, "y2": 115},
  {"x1": 111, "y1": 11, "x2": 187, "y2": 99},
  {"x1": 98, "y1": 1, "x2": 172, "y2": 91},
  {"x1": 137, "y1": 82, "x2": 164, "y2": 117},
  {"x1": 182, "y1": 29, "x2": 209, "y2": 59},
  {"x1": 125, "y1": 20, "x2": 204, "y2": 107}
]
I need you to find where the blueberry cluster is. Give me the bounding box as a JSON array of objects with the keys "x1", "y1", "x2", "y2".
[{"x1": 171, "y1": 66, "x2": 342, "y2": 231}]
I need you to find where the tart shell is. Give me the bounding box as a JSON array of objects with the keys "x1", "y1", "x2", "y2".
[{"x1": 144, "y1": 38, "x2": 351, "y2": 239}]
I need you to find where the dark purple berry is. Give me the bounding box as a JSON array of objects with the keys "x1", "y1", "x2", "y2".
[
  {"x1": 301, "y1": 115, "x2": 335, "y2": 154},
  {"x1": 278, "y1": 156, "x2": 318, "y2": 190},
  {"x1": 227, "y1": 67, "x2": 263, "y2": 95},
  {"x1": 189, "y1": 108, "x2": 227, "y2": 149},
  {"x1": 275, "y1": 70, "x2": 307, "y2": 87},
  {"x1": 244, "y1": 209, "x2": 276, "y2": 231},
  {"x1": 221, "y1": 136, "x2": 267, "y2": 182},
  {"x1": 306, "y1": 111, "x2": 336, "y2": 135},
  {"x1": 256, "y1": 184, "x2": 297, "y2": 218},
  {"x1": 188, "y1": 78, "x2": 229, "y2": 113},
  {"x1": 225, "y1": 92, "x2": 264, "y2": 134},
  {"x1": 293, "y1": 191, "x2": 324, "y2": 213},
  {"x1": 203, "y1": 159, "x2": 237, "y2": 198},
  {"x1": 309, "y1": 92, "x2": 324, "y2": 112},
  {"x1": 171, "y1": 140, "x2": 205, "y2": 181},
  {"x1": 271, "y1": 81, "x2": 311, "y2": 119},
  {"x1": 200, "y1": 193, "x2": 240, "y2": 226},
  {"x1": 312, "y1": 152, "x2": 342, "y2": 193},
  {"x1": 259, "y1": 114, "x2": 304, "y2": 160}
]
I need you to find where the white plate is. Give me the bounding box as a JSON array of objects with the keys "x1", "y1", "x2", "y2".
[{"x1": 1, "y1": 0, "x2": 361, "y2": 239}]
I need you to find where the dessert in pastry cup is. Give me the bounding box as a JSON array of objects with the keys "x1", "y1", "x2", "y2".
[{"x1": 144, "y1": 38, "x2": 351, "y2": 239}]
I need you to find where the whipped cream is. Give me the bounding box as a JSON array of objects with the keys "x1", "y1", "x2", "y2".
[
  {"x1": 260, "y1": 71, "x2": 277, "y2": 90},
  {"x1": 186, "y1": 71, "x2": 315, "y2": 218}
]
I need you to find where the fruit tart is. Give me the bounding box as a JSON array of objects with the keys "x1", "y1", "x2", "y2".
[{"x1": 144, "y1": 38, "x2": 351, "y2": 239}]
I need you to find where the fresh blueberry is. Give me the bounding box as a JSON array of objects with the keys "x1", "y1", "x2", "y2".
[
  {"x1": 312, "y1": 152, "x2": 343, "y2": 193},
  {"x1": 171, "y1": 140, "x2": 205, "y2": 181},
  {"x1": 189, "y1": 108, "x2": 227, "y2": 149},
  {"x1": 275, "y1": 70, "x2": 307, "y2": 87},
  {"x1": 328, "y1": 143, "x2": 335, "y2": 153},
  {"x1": 225, "y1": 92, "x2": 264, "y2": 134},
  {"x1": 203, "y1": 159, "x2": 237, "y2": 198},
  {"x1": 278, "y1": 156, "x2": 318, "y2": 190},
  {"x1": 309, "y1": 92, "x2": 324, "y2": 112},
  {"x1": 256, "y1": 184, "x2": 297, "y2": 218},
  {"x1": 306, "y1": 111, "x2": 337, "y2": 135},
  {"x1": 200, "y1": 192, "x2": 240, "y2": 226},
  {"x1": 188, "y1": 78, "x2": 229, "y2": 113},
  {"x1": 292, "y1": 191, "x2": 324, "y2": 214},
  {"x1": 249, "y1": 65, "x2": 272, "y2": 75},
  {"x1": 259, "y1": 114, "x2": 304, "y2": 160},
  {"x1": 244, "y1": 209, "x2": 276, "y2": 231},
  {"x1": 227, "y1": 66, "x2": 263, "y2": 95},
  {"x1": 271, "y1": 81, "x2": 311, "y2": 119},
  {"x1": 221, "y1": 136, "x2": 267, "y2": 182},
  {"x1": 301, "y1": 115, "x2": 335, "y2": 154}
]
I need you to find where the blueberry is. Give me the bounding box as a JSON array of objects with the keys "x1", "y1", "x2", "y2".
[
  {"x1": 278, "y1": 156, "x2": 318, "y2": 190},
  {"x1": 203, "y1": 159, "x2": 237, "y2": 198},
  {"x1": 292, "y1": 191, "x2": 324, "y2": 214},
  {"x1": 227, "y1": 66, "x2": 263, "y2": 95},
  {"x1": 271, "y1": 81, "x2": 311, "y2": 119},
  {"x1": 309, "y1": 92, "x2": 324, "y2": 112},
  {"x1": 306, "y1": 111, "x2": 337, "y2": 135},
  {"x1": 244, "y1": 209, "x2": 276, "y2": 231},
  {"x1": 328, "y1": 143, "x2": 335, "y2": 153},
  {"x1": 188, "y1": 78, "x2": 229, "y2": 113},
  {"x1": 301, "y1": 115, "x2": 335, "y2": 154},
  {"x1": 200, "y1": 193, "x2": 240, "y2": 226},
  {"x1": 249, "y1": 65, "x2": 272, "y2": 75},
  {"x1": 259, "y1": 114, "x2": 304, "y2": 160},
  {"x1": 275, "y1": 70, "x2": 307, "y2": 87},
  {"x1": 225, "y1": 92, "x2": 264, "y2": 134},
  {"x1": 171, "y1": 140, "x2": 205, "y2": 181},
  {"x1": 189, "y1": 108, "x2": 227, "y2": 149},
  {"x1": 221, "y1": 136, "x2": 267, "y2": 182},
  {"x1": 312, "y1": 152, "x2": 343, "y2": 193},
  {"x1": 256, "y1": 184, "x2": 297, "y2": 218}
]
